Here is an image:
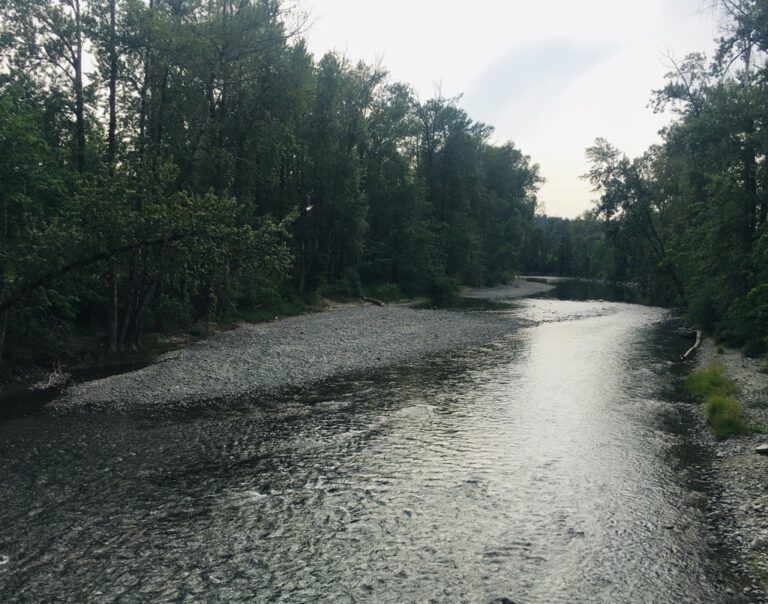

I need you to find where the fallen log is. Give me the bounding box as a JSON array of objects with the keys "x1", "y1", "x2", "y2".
[
  {"x1": 681, "y1": 329, "x2": 703, "y2": 361},
  {"x1": 360, "y1": 296, "x2": 385, "y2": 307}
]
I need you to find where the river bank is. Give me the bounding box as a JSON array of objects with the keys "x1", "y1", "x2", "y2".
[
  {"x1": 694, "y1": 339, "x2": 768, "y2": 597},
  {"x1": 53, "y1": 279, "x2": 554, "y2": 413}
]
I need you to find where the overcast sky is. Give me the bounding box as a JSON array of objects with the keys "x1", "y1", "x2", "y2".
[{"x1": 298, "y1": 0, "x2": 721, "y2": 217}]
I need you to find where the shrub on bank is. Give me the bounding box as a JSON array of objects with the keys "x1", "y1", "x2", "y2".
[
  {"x1": 683, "y1": 362, "x2": 736, "y2": 400},
  {"x1": 684, "y1": 363, "x2": 749, "y2": 440},
  {"x1": 704, "y1": 394, "x2": 749, "y2": 440},
  {"x1": 428, "y1": 276, "x2": 461, "y2": 306},
  {"x1": 365, "y1": 283, "x2": 403, "y2": 303}
]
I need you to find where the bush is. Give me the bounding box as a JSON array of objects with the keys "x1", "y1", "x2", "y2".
[
  {"x1": 684, "y1": 363, "x2": 749, "y2": 439},
  {"x1": 428, "y1": 275, "x2": 461, "y2": 306},
  {"x1": 683, "y1": 362, "x2": 736, "y2": 400},
  {"x1": 319, "y1": 269, "x2": 362, "y2": 300},
  {"x1": 247, "y1": 286, "x2": 284, "y2": 310},
  {"x1": 704, "y1": 394, "x2": 749, "y2": 440},
  {"x1": 489, "y1": 270, "x2": 517, "y2": 286},
  {"x1": 366, "y1": 283, "x2": 403, "y2": 302},
  {"x1": 743, "y1": 338, "x2": 766, "y2": 358}
]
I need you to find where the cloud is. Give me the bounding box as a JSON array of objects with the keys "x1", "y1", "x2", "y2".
[
  {"x1": 464, "y1": 38, "x2": 619, "y2": 135},
  {"x1": 301, "y1": 0, "x2": 720, "y2": 216}
]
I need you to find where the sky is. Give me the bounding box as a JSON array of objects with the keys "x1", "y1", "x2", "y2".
[{"x1": 297, "y1": 0, "x2": 722, "y2": 217}]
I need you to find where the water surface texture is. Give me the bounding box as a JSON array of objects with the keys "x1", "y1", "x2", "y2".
[{"x1": 0, "y1": 293, "x2": 752, "y2": 602}]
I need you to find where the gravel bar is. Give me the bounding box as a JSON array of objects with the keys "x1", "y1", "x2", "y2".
[{"x1": 53, "y1": 280, "x2": 553, "y2": 412}]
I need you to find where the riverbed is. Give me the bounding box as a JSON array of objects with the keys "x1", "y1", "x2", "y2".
[{"x1": 0, "y1": 284, "x2": 761, "y2": 602}]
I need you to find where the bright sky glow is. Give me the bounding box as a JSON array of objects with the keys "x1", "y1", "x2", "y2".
[{"x1": 298, "y1": 0, "x2": 720, "y2": 217}]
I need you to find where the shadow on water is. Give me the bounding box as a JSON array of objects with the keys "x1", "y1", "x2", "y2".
[
  {"x1": 414, "y1": 296, "x2": 513, "y2": 311},
  {"x1": 526, "y1": 276, "x2": 650, "y2": 305},
  {"x1": 0, "y1": 360, "x2": 152, "y2": 422}
]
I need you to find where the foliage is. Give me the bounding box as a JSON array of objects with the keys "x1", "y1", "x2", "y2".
[
  {"x1": 704, "y1": 394, "x2": 750, "y2": 440},
  {"x1": 0, "y1": 0, "x2": 542, "y2": 369},
  {"x1": 428, "y1": 275, "x2": 461, "y2": 306},
  {"x1": 578, "y1": 2, "x2": 768, "y2": 342},
  {"x1": 365, "y1": 283, "x2": 403, "y2": 303},
  {"x1": 684, "y1": 363, "x2": 737, "y2": 400},
  {"x1": 684, "y1": 363, "x2": 748, "y2": 439},
  {"x1": 521, "y1": 213, "x2": 611, "y2": 279}
]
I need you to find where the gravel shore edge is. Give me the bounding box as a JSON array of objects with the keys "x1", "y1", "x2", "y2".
[
  {"x1": 52, "y1": 280, "x2": 554, "y2": 412},
  {"x1": 694, "y1": 339, "x2": 768, "y2": 599}
]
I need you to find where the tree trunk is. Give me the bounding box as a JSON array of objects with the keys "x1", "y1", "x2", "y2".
[
  {"x1": 73, "y1": 0, "x2": 86, "y2": 173},
  {"x1": 0, "y1": 310, "x2": 8, "y2": 364},
  {"x1": 129, "y1": 277, "x2": 158, "y2": 349},
  {"x1": 107, "y1": 258, "x2": 118, "y2": 352},
  {"x1": 137, "y1": 0, "x2": 154, "y2": 157},
  {"x1": 153, "y1": 66, "x2": 169, "y2": 159},
  {"x1": 106, "y1": 0, "x2": 119, "y2": 352},
  {"x1": 106, "y1": 0, "x2": 118, "y2": 166}
]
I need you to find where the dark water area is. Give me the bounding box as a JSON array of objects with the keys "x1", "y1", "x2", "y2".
[
  {"x1": 0, "y1": 282, "x2": 754, "y2": 602},
  {"x1": 0, "y1": 361, "x2": 152, "y2": 423},
  {"x1": 526, "y1": 276, "x2": 650, "y2": 305}
]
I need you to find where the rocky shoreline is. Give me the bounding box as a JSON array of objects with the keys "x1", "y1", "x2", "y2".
[
  {"x1": 53, "y1": 280, "x2": 554, "y2": 413},
  {"x1": 694, "y1": 339, "x2": 768, "y2": 601}
]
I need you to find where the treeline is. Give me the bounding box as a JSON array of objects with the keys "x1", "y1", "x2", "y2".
[
  {"x1": 521, "y1": 213, "x2": 611, "y2": 278},
  {"x1": 0, "y1": 0, "x2": 541, "y2": 367},
  {"x1": 579, "y1": 0, "x2": 768, "y2": 354}
]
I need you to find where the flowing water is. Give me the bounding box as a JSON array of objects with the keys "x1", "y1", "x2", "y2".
[{"x1": 0, "y1": 285, "x2": 754, "y2": 602}]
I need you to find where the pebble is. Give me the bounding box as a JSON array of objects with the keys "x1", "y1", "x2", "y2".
[{"x1": 751, "y1": 536, "x2": 768, "y2": 551}]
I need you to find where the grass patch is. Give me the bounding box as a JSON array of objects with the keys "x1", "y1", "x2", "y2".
[
  {"x1": 684, "y1": 363, "x2": 750, "y2": 440},
  {"x1": 704, "y1": 394, "x2": 749, "y2": 439},
  {"x1": 746, "y1": 555, "x2": 768, "y2": 588},
  {"x1": 683, "y1": 362, "x2": 736, "y2": 399}
]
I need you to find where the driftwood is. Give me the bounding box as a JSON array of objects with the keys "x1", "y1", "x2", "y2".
[
  {"x1": 32, "y1": 365, "x2": 72, "y2": 391},
  {"x1": 360, "y1": 296, "x2": 385, "y2": 307},
  {"x1": 681, "y1": 329, "x2": 703, "y2": 361}
]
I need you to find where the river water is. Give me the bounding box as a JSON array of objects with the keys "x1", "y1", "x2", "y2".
[{"x1": 0, "y1": 286, "x2": 755, "y2": 602}]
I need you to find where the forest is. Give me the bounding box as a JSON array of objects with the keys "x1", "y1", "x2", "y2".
[
  {"x1": 583, "y1": 0, "x2": 768, "y2": 354},
  {"x1": 1, "y1": 0, "x2": 767, "y2": 376},
  {"x1": 0, "y1": 0, "x2": 541, "y2": 373}
]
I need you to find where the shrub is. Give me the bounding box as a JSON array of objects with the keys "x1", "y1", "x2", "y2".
[
  {"x1": 743, "y1": 337, "x2": 766, "y2": 358},
  {"x1": 428, "y1": 275, "x2": 461, "y2": 306},
  {"x1": 490, "y1": 270, "x2": 517, "y2": 285},
  {"x1": 683, "y1": 362, "x2": 736, "y2": 400},
  {"x1": 319, "y1": 269, "x2": 362, "y2": 300},
  {"x1": 685, "y1": 363, "x2": 750, "y2": 439},
  {"x1": 366, "y1": 283, "x2": 403, "y2": 302},
  {"x1": 704, "y1": 394, "x2": 749, "y2": 440}
]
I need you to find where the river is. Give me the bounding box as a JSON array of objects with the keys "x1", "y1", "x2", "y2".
[{"x1": 0, "y1": 284, "x2": 755, "y2": 602}]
